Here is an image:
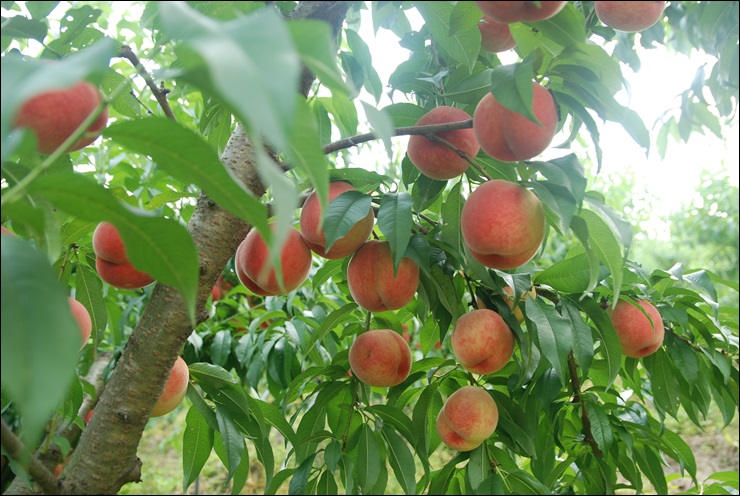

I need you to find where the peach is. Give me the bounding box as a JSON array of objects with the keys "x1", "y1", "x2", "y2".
[
  {"x1": 407, "y1": 106, "x2": 480, "y2": 180},
  {"x1": 1, "y1": 226, "x2": 15, "y2": 236},
  {"x1": 348, "y1": 329, "x2": 412, "y2": 387},
  {"x1": 478, "y1": 16, "x2": 516, "y2": 53},
  {"x1": 451, "y1": 309, "x2": 515, "y2": 375},
  {"x1": 299, "y1": 181, "x2": 375, "y2": 259},
  {"x1": 475, "y1": 1, "x2": 567, "y2": 23},
  {"x1": 235, "y1": 225, "x2": 312, "y2": 295},
  {"x1": 13, "y1": 81, "x2": 108, "y2": 154},
  {"x1": 607, "y1": 299, "x2": 665, "y2": 358},
  {"x1": 502, "y1": 286, "x2": 536, "y2": 323},
  {"x1": 84, "y1": 409, "x2": 94, "y2": 425},
  {"x1": 68, "y1": 297, "x2": 92, "y2": 349},
  {"x1": 461, "y1": 180, "x2": 545, "y2": 270},
  {"x1": 93, "y1": 222, "x2": 154, "y2": 290},
  {"x1": 436, "y1": 386, "x2": 499, "y2": 451},
  {"x1": 54, "y1": 464, "x2": 64, "y2": 477},
  {"x1": 594, "y1": 1, "x2": 665, "y2": 32},
  {"x1": 347, "y1": 240, "x2": 420, "y2": 312},
  {"x1": 473, "y1": 81, "x2": 558, "y2": 162},
  {"x1": 151, "y1": 356, "x2": 189, "y2": 418}
]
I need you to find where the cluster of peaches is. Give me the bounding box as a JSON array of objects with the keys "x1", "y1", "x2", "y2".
[{"x1": 4, "y1": 1, "x2": 667, "y2": 426}]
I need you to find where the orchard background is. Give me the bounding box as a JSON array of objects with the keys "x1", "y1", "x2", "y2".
[{"x1": 1, "y1": 1, "x2": 738, "y2": 495}]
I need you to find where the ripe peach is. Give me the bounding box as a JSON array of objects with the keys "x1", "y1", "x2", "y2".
[
  {"x1": 93, "y1": 222, "x2": 154, "y2": 290},
  {"x1": 151, "y1": 356, "x2": 189, "y2": 418},
  {"x1": 347, "y1": 240, "x2": 420, "y2": 312},
  {"x1": 235, "y1": 225, "x2": 312, "y2": 295},
  {"x1": 53, "y1": 464, "x2": 63, "y2": 477},
  {"x1": 348, "y1": 329, "x2": 412, "y2": 387},
  {"x1": 299, "y1": 181, "x2": 375, "y2": 259},
  {"x1": 478, "y1": 16, "x2": 516, "y2": 53},
  {"x1": 473, "y1": 82, "x2": 558, "y2": 162},
  {"x1": 436, "y1": 386, "x2": 499, "y2": 451},
  {"x1": 607, "y1": 299, "x2": 665, "y2": 358},
  {"x1": 407, "y1": 106, "x2": 480, "y2": 180},
  {"x1": 1, "y1": 226, "x2": 15, "y2": 236},
  {"x1": 84, "y1": 409, "x2": 94, "y2": 425},
  {"x1": 502, "y1": 286, "x2": 536, "y2": 323},
  {"x1": 461, "y1": 180, "x2": 545, "y2": 270},
  {"x1": 475, "y1": 1, "x2": 567, "y2": 23},
  {"x1": 13, "y1": 81, "x2": 108, "y2": 154},
  {"x1": 68, "y1": 297, "x2": 92, "y2": 349},
  {"x1": 451, "y1": 309, "x2": 515, "y2": 375},
  {"x1": 594, "y1": 1, "x2": 665, "y2": 32}
]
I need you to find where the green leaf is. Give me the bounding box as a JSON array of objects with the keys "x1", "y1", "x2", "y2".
[
  {"x1": 287, "y1": 20, "x2": 349, "y2": 96},
  {"x1": 183, "y1": 406, "x2": 214, "y2": 492},
  {"x1": 362, "y1": 101, "x2": 395, "y2": 160},
  {"x1": 0, "y1": 235, "x2": 80, "y2": 447},
  {"x1": 304, "y1": 302, "x2": 358, "y2": 355},
  {"x1": 316, "y1": 469, "x2": 339, "y2": 495},
  {"x1": 467, "y1": 443, "x2": 490, "y2": 492},
  {"x1": 534, "y1": 252, "x2": 591, "y2": 293},
  {"x1": 490, "y1": 60, "x2": 540, "y2": 124},
  {"x1": 158, "y1": 3, "x2": 300, "y2": 152},
  {"x1": 357, "y1": 424, "x2": 382, "y2": 493},
  {"x1": 253, "y1": 398, "x2": 299, "y2": 447},
  {"x1": 1, "y1": 15, "x2": 48, "y2": 42},
  {"x1": 289, "y1": 454, "x2": 316, "y2": 495},
  {"x1": 525, "y1": 298, "x2": 574, "y2": 386},
  {"x1": 565, "y1": 296, "x2": 621, "y2": 388},
  {"x1": 322, "y1": 190, "x2": 373, "y2": 254},
  {"x1": 416, "y1": 2, "x2": 480, "y2": 73},
  {"x1": 665, "y1": 333, "x2": 699, "y2": 386},
  {"x1": 643, "y1": 349, "x2": 681, "y2": 417},
  {"x1": 524, "y1": 3, "x2": 585, "y2": 47},
  {"x1": 585, "y1": 398, "x2": 613, "y2": 454},
  {"x1": 412, "y1": 175, "x2": 447, "y2": 212},
  {"x1": 441, "y1": 180, "x2": 463, "y2": 253},
  {"x1": 26, "y1": 172, "x2": 199, "y2": 322},
  {"x1": 634, "y1": 445, "x2": 668, "y2": 495},
  {"x1": 214, "y1": 405, "x2": 245, "y2": 483},
  {"x1": 562, "y1": 300, "x2": 594, "y2": 376},
  {"x1": 383, "y1": 428, "x2": 417, "y2": 495},
  {"x1": 75, "y1": 263, "x2": 107, "y2": 347},
  {"x1": 578, "y1": 209, "x2": 624, "y2": 303},
  {"x1": 210, "y1": 330, "x2": 232, "y2": 368},
  {"x1": 370, "y1": 404, "x2": 416, "y2": 446},
  {"x1": 377, "y1": 192, "x2": 414, "y2": 274},
  {"x1": 383, "y1": 103, "x2": 426, "y2": 128}
]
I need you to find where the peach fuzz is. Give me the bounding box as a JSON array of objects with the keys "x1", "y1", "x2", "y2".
[
  {"x1": 348, "y1": 329, "x2": 412, "y2": 387},
  {"x1": 594, "y1": 1, "x2": 665, "y2": 32},
  {"x1": 151, "y1": 356, "x2": 189, "y2": 417},
  {"x1": 461, "y1": 180, "x2": 545, "y2": 270},
  {"x1": 68, "y1": 297, "x2": 92, "y2": 349},
  {"x1": 235, "y1": 225, "x2": 312, "y2": 295},
  {"x1": 13, "y1": 81, "x2": 108, "y2": 154},
  {"x1": 478, "y1": 16, "x2": 516, "y2": 53},
  {"x1": 475, "y1": 1, "x2": 567, "y2": 23},
  {"x1": 347, "y1": 240, "x2": 420, "y2": 313},
  {"x1": 473, "y1": 82, "x2": 558, "y2": 162},
  {"x1": 299, "y1": 181, "x2": 374, "y2": 259},
  {"x1": 452, "y1": 309, "x2": 515, "y2": 375},
  {"x1": 436, "y1": 386, "x2": 499, "y2": 451},
  {"x1": 93, "y1": 222, "x2": 154, "y2": 290},
  {"x1": 607, "y1": 299, "x2": 665, "y2": 358},
  {"x1": 407, "y1": 106, "x2": 480, "y2": 180}
]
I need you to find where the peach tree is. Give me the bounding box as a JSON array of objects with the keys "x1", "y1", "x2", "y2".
[{"x1": 1, "y1": 1, "x2": 738, "y2": 495}]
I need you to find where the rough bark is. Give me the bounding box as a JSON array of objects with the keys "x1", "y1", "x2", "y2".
[{"x1": 6, "y1": 2, "x2": 349, "y2": 495}]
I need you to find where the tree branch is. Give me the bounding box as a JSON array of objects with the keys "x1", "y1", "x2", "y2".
[
  {"x1": 119, "y1": 45, "x2": 176, "y2": 121},
  {"x1": 567, "y1": 352, "x2": 603, "y2": 457},
  {"x1": 1, "y1": 420, "x2": 62, "y2": 495},
  {"x1": 322, "y1": 119, "x2": 474, "y2": 154}
]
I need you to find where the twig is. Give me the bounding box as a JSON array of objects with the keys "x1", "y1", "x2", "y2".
[
  {"x1": 119, "y1": 45, "x2": 176, "y2": 121},
  {"x1": 422, "y1": 133, "x2": 492, "y2": 181},
  {"x1": 322, "y1": 119, "x2": 473, "y2": 155},
  {"x1": 567, "y1": 352, "x2": 603, "y2": 457},
  {"x1": 1, "y1": 419, "x2": 62, "y2": 495}
]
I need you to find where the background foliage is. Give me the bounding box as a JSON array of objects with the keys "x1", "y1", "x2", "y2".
[{"x1": 1, "y1": 1, "x2": 738, "y2": 495}]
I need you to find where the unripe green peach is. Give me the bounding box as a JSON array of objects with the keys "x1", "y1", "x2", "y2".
[
  {"x1": 451, "y1": 309, "x2": 515, "y2": 375},
  {"x1": 347, "y1": 240, "x2": 420, "y2": 312},
  {"x1": 348, "y1": 329, "x2": 412, "y2": 387},
  {"x1": 407, "y1": 106, "x2": 480, "y2": 180},
  {"x1": 436, "y1": 386, "x2": 499, "y2": 451},
  {"x1": 607, "y1": 299, "x2": 665, "y2": 358},
  {"x1": 473, "y1": 82, "x2": 558, "y2": 162},
  {"x1": 13, "y1": 81, "x2": 108, "y2": 154},
  {"x1": 151, "y1": 356, "x2": 189, "y2": 418},
  {"x1": 299, "y1": 181, "x2": 374, "y2": 259}
]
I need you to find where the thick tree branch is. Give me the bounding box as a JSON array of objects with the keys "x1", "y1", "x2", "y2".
[
  {"x1": 119, "y1": 45, "x2": 176, "y2": 121},
  {"x1": 567, "y1": 352, "x2": 603, "y2": 457},
  {"x1": 322, "y1": 119, "x2": 473, "y2": 154}
]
